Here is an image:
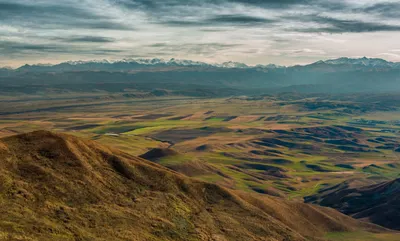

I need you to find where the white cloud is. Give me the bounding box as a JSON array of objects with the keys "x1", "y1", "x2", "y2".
[
  {"x1": 1, "y1": 0, "x2": 400, "y2": 67},
  {"x1": 377, "y1": 53, "x2": 400, "y2": 59}
]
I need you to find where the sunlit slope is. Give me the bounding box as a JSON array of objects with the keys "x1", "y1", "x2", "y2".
[{"x1": 0, "y1": 131, "x2": 390, "y2": 240}]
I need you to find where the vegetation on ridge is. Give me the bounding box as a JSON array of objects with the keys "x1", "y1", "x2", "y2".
[{"x1": 0, "y1": 131, "x2": 392, "y2": 240}]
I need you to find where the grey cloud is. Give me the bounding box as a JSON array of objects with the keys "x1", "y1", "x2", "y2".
[
  {"x1": 200, "y1": 28, "x2": 229, "y2": 32},
  {"x1": 123, "y1": 0, "x2": 346, "y2": 12},
  {"x1": 124, "y1": 0, "x2": 310, "y2": 9},
  {"x1": 162, "y1": 20, "x2": 205, "y2": 27},
  {"x1": 0, "y1": 41, "x2": 67, "y2": 53},
  {"x1": 164, "y1": 15, "x2": 276, "y2": 27},
  {"x1": 209, "y1": 15, "x2": 276, "y2": 25},
  {"x1": 1, "y1": 0, "x2": 400, "y2": 65},
  {"x1": 288, "y1": 15, "x2": 400, "y2": 33},
  {"x1": 0, "y1": 2, "x2": 97, "y2": 20},
  {"x1": 360, "y1": 2, "x2": 400, "y2": 19},
  {"x1": 230, "y1": 1, "x2": 400, "y2": 19},
  {"x1": 0, "y1": 2, "x2": 132, "y2": 30},
  {"x1": 147, "y1": 43, "x2": 169, "y2": 47},
  {"x1": 53, "y1": 36, "x2": 116, "y2": 43},
  {"x1": 149, "y1": 42, "x2": 242, "y2": 49},
  {"x1": 0, "y1": 40, "x2": 123, "y2": 56},
  {"x1": 118, "y1": 0, "x2": 350, "y2": 29},
  {"x1": 147, "y1": 43, "x2": 243, "y2": 55},
  {"x1": 229, "y1": 0, "x2": 311, "y2": 8}
]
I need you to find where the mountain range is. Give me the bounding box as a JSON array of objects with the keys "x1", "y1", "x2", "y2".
[
  {"x1": 4, "y1": 57, "x2": 400, "y2": 73},
  {"x1": 1, "y1": 57, "x2": 400, "y2": 96},
  {"x1": 7, "y1": 58, "x2": 283, "y2": 73}
]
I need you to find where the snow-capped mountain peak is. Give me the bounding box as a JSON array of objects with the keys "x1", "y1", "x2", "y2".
[{"x1": 323, "y1": 57, "x2": 395, "y2": 67}]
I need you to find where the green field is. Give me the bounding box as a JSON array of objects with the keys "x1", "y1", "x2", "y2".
[{"x1": 1, "y1": 94, "x2": 400, "y2": 199}]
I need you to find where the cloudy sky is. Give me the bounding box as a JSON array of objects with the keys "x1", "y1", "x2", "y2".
[{"x1": 1, "y1": 0, "x2": 400, "y2": 67}]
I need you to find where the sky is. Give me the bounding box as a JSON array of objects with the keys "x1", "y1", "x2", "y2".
[{"x1": 1, "y1": 0, "x2": 400, "y2": 67}]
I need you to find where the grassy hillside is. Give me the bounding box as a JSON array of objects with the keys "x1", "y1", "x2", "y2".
[
  {"x1": 2, "y1": 94, "x2": 400, "y2": 202},
  {"x1": 306, "y1": 178, "x2": 400, "y2": 231},
  {"x1": 0, "y1": 131, "x2": 392, "y2": 241}
]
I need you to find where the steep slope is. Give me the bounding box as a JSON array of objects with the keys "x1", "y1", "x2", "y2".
[
  {"x1": 0, "y1": 131, "x2": 387, "y2": 240},
  {"x1": 305, "y1": 178, "x2": 400, "y2": 230}
]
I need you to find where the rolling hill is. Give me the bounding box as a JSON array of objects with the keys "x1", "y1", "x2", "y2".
[
  {"x1": 0, "y1": 131, "x2": 389, "y2": 240},
  {"x1": 305, "y1": 178, "x2": 400, "y2": 231}
]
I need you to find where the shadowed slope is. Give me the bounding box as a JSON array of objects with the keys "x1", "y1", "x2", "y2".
[
  {"x1": 306, "y1": 178, "x2": 400, "y2": 231},
  {"x1": 140, "y1": 148, "x2": 225, "y2": 177},
  {"x1": 139, "y1": 148, "x2": 179, "y2": 161},
  {"x1": 0, "y1": 131, "x2": 388, "y2": 240}
]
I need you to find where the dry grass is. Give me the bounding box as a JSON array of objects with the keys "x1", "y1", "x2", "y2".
[{"x1": 0, "y1": 131, "x2": 392, "y2": 241}]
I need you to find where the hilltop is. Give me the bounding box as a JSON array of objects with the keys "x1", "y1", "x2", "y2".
[{"x1": 0, "y1": 131, "x2": 389, "y2": 240}]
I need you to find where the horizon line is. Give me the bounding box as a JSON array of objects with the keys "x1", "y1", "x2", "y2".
[{"x1": 2, "y1": 56, "x2": 398, "y2": 70}]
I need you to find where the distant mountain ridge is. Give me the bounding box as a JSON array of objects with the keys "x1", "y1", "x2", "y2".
[
  {"x1": 2, "y1": 57, "x2": 400, "y2": 95},
  {"x1": 8, "y1": 57, "x2": 400, "y2": 73},
  {"x1": 323, "y1": 57, "x2": 400, "y2": 68},
  {"x1": 13, "y1": 58, "x2": 285, "y2": 73}
]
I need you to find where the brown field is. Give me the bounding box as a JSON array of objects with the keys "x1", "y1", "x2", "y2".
[
  {"x1": 1, "y1": 93, "x2": 400, "y2": 240},
  {"x1": 1, "y1": 95, "x2": 400, "y2": 195}
]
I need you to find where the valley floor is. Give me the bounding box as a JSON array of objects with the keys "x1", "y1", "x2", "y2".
[{"x1": 1, "y1": 93, "x2": 400, "y2": 239}]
